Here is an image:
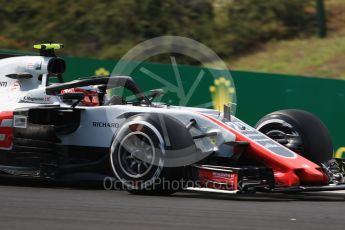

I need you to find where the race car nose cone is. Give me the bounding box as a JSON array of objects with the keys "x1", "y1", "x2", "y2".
[{"x1": 294, "y1": 167, "x2": 329, "y2": 185}]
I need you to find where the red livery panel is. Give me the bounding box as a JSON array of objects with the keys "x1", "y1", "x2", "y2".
[
  {"x1": 198, "y1": 168, "x2": 238, "y2": 191},
  {"x1": 0, "y1": 111, "x2": 13, "y2": 150}
]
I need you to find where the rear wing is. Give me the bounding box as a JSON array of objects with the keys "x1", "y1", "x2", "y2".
[{"x1": 1, "y1": 43, "x2": 63, "y2": 59}]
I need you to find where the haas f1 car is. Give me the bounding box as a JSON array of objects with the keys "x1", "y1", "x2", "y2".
[{"x1": 0, "y1": 44, "x2": 344, "y2": 195}]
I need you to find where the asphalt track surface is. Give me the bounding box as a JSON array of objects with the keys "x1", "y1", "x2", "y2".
[{"x1": 0, "y1": 181, "x2": 344, "y2": 230}]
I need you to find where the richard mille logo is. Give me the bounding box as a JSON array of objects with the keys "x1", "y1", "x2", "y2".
[{"x1": 93, "y1": 122, "x2": 119, "y2": 128}]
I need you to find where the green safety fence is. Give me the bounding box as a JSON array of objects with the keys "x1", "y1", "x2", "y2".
[{"x1": 1, "y1": 50, "x2": 345, "y2": 158}]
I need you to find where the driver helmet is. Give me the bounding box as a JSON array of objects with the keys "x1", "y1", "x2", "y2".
[{"x1": 61, "y1": 86, "x2": 99, "y2": 106}]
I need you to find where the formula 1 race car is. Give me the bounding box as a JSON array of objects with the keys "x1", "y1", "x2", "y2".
[{"x1": 0, "y1": 44, "x2": 345, "y2": 195}]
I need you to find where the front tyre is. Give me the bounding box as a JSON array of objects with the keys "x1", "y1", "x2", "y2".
[
  {"x1": 255, "y1": 109, "x2": 333, "y2": 164},
  {"x1": 110, "y1": 115, "x2": 188, "y2": 195}
]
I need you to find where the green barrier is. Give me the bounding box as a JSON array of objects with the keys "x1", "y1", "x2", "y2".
[{"x1": 1, "y1": 51, "x2": 345, "y2": 158}]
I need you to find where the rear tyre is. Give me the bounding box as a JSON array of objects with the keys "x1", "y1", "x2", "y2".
[{"x1": 255, "y1": 109, "x2": 333, "y2": 164}]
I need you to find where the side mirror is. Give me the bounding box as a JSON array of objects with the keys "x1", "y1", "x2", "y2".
[
  {"x1": 62, "y1": 92, "x2": 85, "y2": 101},
  {"x1": 149, "y1": 89, "x2": 164, "y2": 101},
  {"x1": 61, "y1": 92, "x2": 84, "y2": 108}
]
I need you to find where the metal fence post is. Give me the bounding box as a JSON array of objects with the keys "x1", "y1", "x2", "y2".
[{"x1": 316, "y1": 0, "x2": 327, "y2": 38}]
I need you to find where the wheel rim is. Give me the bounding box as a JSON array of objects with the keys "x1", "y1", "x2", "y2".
[
  {"x1": 258, "y1": 120, "x2": 304, "y2": 154},
  {"x1": 118, "y1": 131, "x2": 156, "y2": 178}
]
